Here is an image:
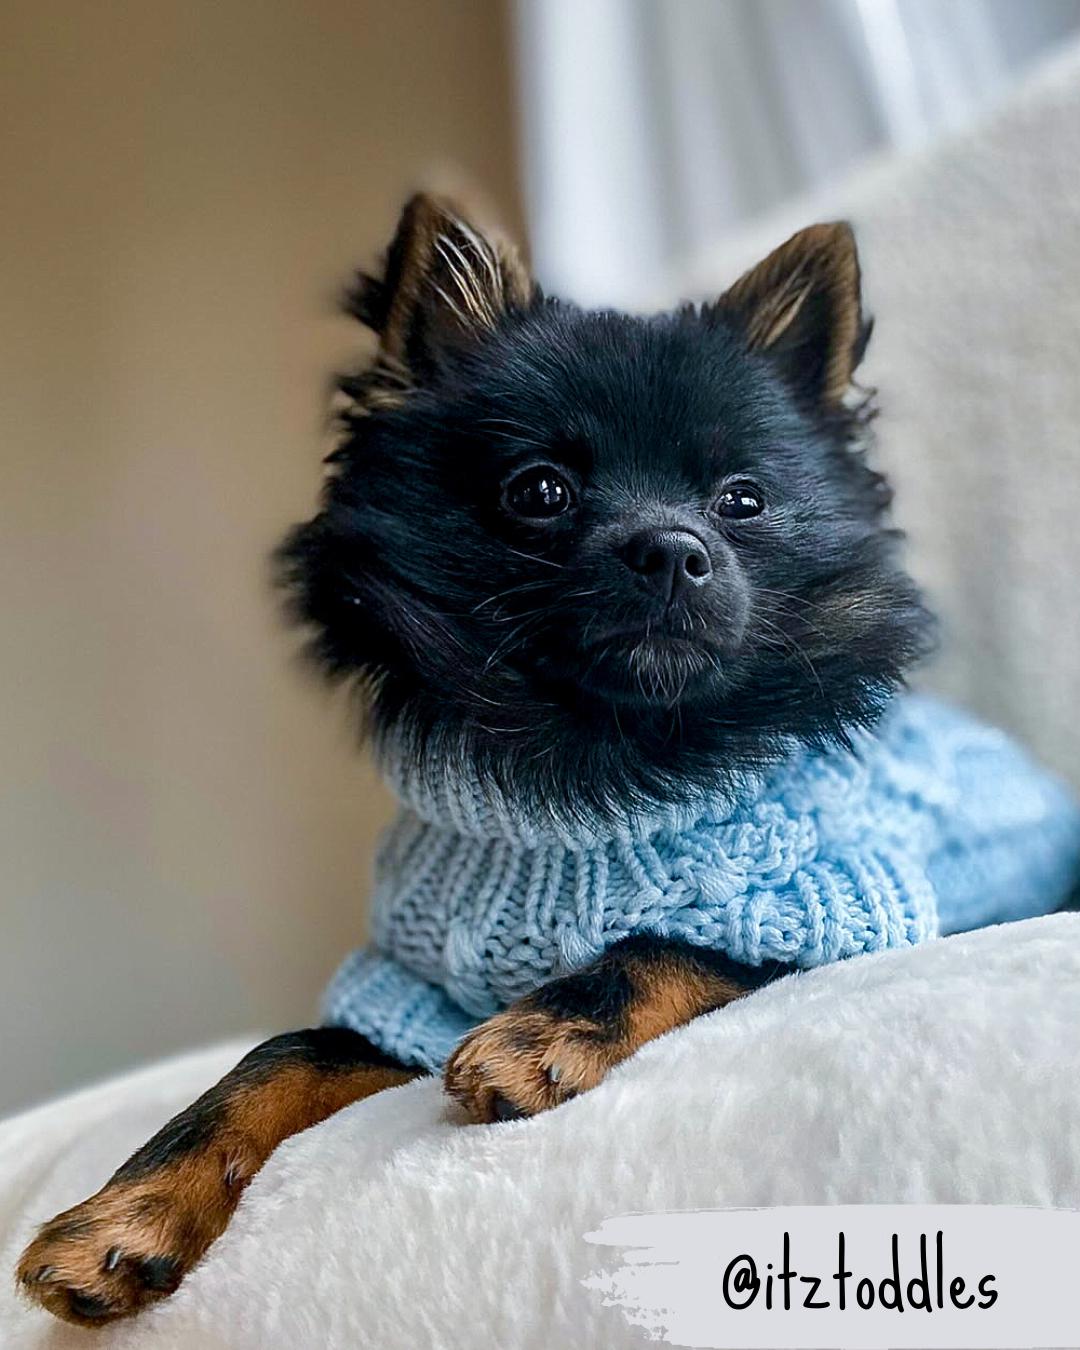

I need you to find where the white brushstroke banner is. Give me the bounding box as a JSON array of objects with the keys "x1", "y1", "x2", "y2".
[{"x1": 583, "y1": 1205, "x2": 1079, "y2": 1348}]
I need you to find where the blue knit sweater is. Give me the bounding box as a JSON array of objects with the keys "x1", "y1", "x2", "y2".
[{"x1": 322, "y1": 696, "x2": 1080, "y2": 1070}]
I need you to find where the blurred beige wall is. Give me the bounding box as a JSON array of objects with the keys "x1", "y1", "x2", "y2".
[{"x1": 0, "y1": 0, "x2": 522, "y2": 1114}]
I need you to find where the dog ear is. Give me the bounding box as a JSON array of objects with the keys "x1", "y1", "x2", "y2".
[
  {"x1": 712, "y1": 223, "x2": 869, "y2": 407},
  {"x1": 345, "y1": 193, "x2": 533, "y2": 383}
]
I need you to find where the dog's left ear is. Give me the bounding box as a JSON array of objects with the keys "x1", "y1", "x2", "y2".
[
  {"x1": 345, "y1": 192, "x2": 533, "y2": 383},
  {"x1": 712, "y1": 223, "x2": 868, "y2": 407}
]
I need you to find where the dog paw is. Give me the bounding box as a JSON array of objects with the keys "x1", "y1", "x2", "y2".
[
  {"x1": 16, "y1": 1171, "x2": 224, "y2": 1327},
  {"x1": 444, "y1": 1004, "x2": 617, "y2": 1123}
]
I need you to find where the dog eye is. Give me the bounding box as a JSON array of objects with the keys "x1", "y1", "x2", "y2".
[
  {"x1": 715, "y1": 482, "x2": 764, "y2": 519},
  {"x1": 503, "y1": 465, "x2": 574, "y2": 520}
]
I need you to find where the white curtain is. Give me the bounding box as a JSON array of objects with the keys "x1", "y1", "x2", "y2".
[{"x1": 513, "y1": 0, "x2": 1080, "y2": 307}]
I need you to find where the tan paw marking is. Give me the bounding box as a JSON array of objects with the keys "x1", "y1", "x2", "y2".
[
  {"x1": 16, "y1": 1163, "x2": 236, "y2": 1327},
  {"x1": 444, "y1": 1006, "x2": 618, "y2": 1123}
]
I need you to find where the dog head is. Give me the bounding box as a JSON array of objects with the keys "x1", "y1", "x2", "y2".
[{"x1": 278, "y1": 194, "x2": 932, "y2": 816}]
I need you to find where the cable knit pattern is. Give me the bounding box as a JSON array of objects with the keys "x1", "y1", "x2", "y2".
[{"x1": 322, "y1": 696, "x2": 1080, "y2": 1070}]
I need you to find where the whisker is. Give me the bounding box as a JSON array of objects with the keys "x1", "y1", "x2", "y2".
[
  {"x1": 755, "y1": 587, "x2": 836, "y2": 619},
  {"x1": 752, "y1": 614, "x2": 827, "y2": 702},
  {"x1": 505, "y1": 547, "x2": 564, "y2": 571},
  {"x1": 468, "y1": 579, "x2": 551, "y2": 615},
  {"x1": 475, "y1": 417, "x2": 540, "y2": 434}
]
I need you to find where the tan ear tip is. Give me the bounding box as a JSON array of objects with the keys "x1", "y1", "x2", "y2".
[
  {"x1": 835, "y1": 219, "x2": 858, "y2": 244},
  {"x1": 399, "y1": 190, "x2": 460, "y2": 227},
  {"x1": 400, "y1": 176, "x2": 499, "y2": 228},
  {"x1": 405, "y1": 174, "x2": 523, "y2": 245},
  {"x1": 796, "y1": 219, "x2": 855, "y2": 249},
  {"x1": 792, "y1": 222, "x2": 860, "y2": 287},
  {"x1": 763, "y1": 221, "x2": 859, "y2": 277},
  {"x1": 821, "y1": 220, "x2": 859, "y2": 256}
]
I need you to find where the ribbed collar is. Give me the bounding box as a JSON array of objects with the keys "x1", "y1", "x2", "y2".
[{"x1": 374, "y1": 737, "x2": 764, "y2": 848}]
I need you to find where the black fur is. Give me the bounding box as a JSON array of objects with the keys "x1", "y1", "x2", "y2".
[
  {"x1": 529, "y1": 934, "x2": 778, "y2": 1030},
  {"x1": 111, "y1": 1028, "x2": 394, "y2": 1182},
  {"x1": 276, "y1": 217, "x2": 933, "y2": 823}
]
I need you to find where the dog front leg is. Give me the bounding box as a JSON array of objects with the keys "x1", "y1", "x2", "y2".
[
  {"x1": 17, "y1": 1027, "x2": 419, "y2": 1326},
  {"x1": 445, "y1": 935, "x2": 781, "y2": 1122}
]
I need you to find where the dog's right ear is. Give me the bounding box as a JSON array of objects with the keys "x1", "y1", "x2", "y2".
[{"x1": 345, "y1": 193, "x2": 533, "y2": 386}]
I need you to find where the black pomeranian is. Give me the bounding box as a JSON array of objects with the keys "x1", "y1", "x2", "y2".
[
  {"x1": 278, "y1": 194, "x2": 930, "y2": 821},
  {"x1": 18, "y1": 195, "x2": 939, "y2": 1328}
]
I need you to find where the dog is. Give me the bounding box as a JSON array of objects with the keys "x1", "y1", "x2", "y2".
[{"x1": 17, "y1": 193, "x2": 933, "y2": 1326}]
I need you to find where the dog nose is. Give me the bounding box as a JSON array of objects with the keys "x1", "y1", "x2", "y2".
[{"x1": 621, "y1": 529, "x2": 713, "y2": 601}]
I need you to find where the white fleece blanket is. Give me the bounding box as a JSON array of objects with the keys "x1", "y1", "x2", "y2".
[{"x1": 2, "y1": 914, "x2": 1079, "y2": 1349}]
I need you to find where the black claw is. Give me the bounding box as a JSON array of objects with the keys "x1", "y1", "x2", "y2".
[
  {"x1": 491, "y1": 1093, "x2": 527, "y2": 1122},
  {"x1": 135, "y1": 1255, "x2": 183, "y2": 1293},
  {"x1": 103, "y1": 1246, "x2": 122, "y2": 1272},
  {"x1": 67, "y1": 1291, "x2": 113, "y2": 1320}
]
